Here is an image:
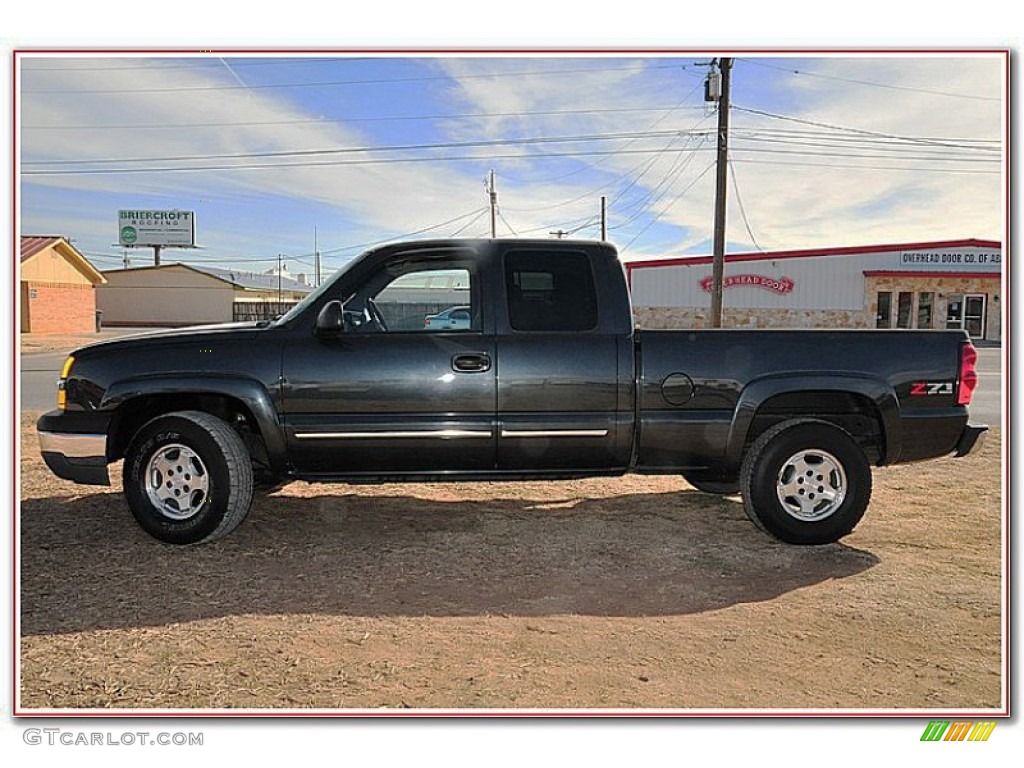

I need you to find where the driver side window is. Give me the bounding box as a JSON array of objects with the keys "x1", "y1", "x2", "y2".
[{"x1": 350, "y1": 264, "x2": 477, "y2": 333}]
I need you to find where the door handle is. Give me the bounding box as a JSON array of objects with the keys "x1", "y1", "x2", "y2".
[{"x1": 452, "y1": 353, "x2": 491, "y2": 373}]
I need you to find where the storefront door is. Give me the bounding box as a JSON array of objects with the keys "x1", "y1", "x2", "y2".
[{"x1": 946, "y1": 293, "x2": 987, "y2": 339}]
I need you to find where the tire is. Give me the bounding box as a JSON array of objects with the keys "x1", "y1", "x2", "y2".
[
  {"x1": 683, "y1": 470, "x2": 740, "y2": 495},
  {"x1": 739, "y1": 418, "x2": 872, "y2": 545},
  {"x1": 123, "y1": 410, "x2": 254, "y2": 545}
]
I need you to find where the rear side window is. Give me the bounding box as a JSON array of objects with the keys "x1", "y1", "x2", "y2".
[{"x1": 504, "y1": 250, "x2": 598, "y2": 332}]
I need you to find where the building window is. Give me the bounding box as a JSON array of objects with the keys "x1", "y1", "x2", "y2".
[
  {"x1": 946, "y1": 294, "x2": 964, "y2": 330},
  {"x1": 917, "y1": 292, "x2": 934, "y2": 328},
  {"x1": 896, "y1": 292, "x2": 913, "y2": 329},
  {"x1": 876, "y1": 291, "x2": 892, "y2": 329}
]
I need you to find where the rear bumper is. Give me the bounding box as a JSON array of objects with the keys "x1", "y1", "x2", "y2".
[
  {"x1": 954, "y1": 424, "x2": 988, "y2": 458},
  {"x1": 37, "y1": 410, "x2": 110, "y2": 486}
]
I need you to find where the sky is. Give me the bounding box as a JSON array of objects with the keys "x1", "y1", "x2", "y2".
[{"x1": 17, "y1": 52, "x2": 1004, "y2": 278}]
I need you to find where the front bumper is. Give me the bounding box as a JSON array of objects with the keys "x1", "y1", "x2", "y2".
[
  {"x1": 954, "y1": 424, "x2": 988, "y2": 458},
  {"x1": 37, "y1": 410, "x2": 110, "y2": 485}
]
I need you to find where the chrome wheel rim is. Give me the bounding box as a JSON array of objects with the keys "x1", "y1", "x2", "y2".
[
  {"x1": 776, "y1": 449, "x2": 847, "y2": 522},
  {"x1": 145, "y1": 444, "x2": 209, "y2": 521}
]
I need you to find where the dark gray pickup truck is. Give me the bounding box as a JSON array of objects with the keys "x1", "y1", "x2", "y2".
[{"x1": 37, "y1": 238, "x2": 986, "y2": 545}]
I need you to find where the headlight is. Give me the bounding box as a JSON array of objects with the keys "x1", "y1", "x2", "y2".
[{"x1": 57, "y1": 355, "x2": 75, "y2": 410}]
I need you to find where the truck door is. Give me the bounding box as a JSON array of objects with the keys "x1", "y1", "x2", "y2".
[
  {"x1": 495, "y1": 247, "x2": 631, "y2": 471},
  {"x1": 281, "y1": 250, "x2": 497, "y2": 474}
]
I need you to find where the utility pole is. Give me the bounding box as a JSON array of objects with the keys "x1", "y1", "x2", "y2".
[
  {"x1": 277, "y1": 253, "x2": 283, "y2": 303},
  {"x1": 600, "y1": 195, "x2": 607, "y2": 241},
  {"x1": 488, "y1": 169, "x2": 498, "y2": 238},
  {"x1": 709, "y1": 57, "x2": 732, "y2": 329},
  {"x1": 314, "y1": 226, "x2": 321, "y2": 287}
]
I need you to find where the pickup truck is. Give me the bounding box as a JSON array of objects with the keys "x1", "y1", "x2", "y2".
[{"x1": 37, "y1": 238, "x2": 987, "y2": 546}]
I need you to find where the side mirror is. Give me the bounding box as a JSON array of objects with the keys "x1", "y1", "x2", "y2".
[{"x1": 315, "y1": 300, "x2": 344, "y2": 337}]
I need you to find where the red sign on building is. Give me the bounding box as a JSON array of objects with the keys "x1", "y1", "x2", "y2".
[{"x1": 700, "y1": 274, "x2": 795, "y2": 294}]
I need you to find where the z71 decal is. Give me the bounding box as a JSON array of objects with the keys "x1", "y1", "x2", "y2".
[{"x1": 910, "y1": 381, "x2": 954, "y2": 396}]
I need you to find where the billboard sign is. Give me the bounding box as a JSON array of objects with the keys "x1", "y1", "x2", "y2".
[{"x1": 118, "y1": 210, "x2": 194, "y2": 247}]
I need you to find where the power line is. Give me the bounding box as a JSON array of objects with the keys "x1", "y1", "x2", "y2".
[
  {"x1": 727, "y1": 155, "x2": 766, "y2": 252},
  {"x1": 316, "y1": 207, "x2": 490, "y2": 256},
  {"x1": 737, "y1": 58, "x2": 1000, "y2": 103},
  {"x1": 618, "y1": 160, "x2": 716, "y2": 253},
  {"x1": 25, "y1": 141, "x2": 998, "y2": 177},
  {"x1": 23, "y1": 62, "x2": 689, "y2": 95},
  {"x1": 22, "y1": 104, "x2": 706, "y2": 131},
  {"x1": 20, "y1": 57, "x2": 371, "y2": 72},
  {"x1": 498, "y1": 209, "x2": 519, "y2": 237},
  {"x1": 449, "y1": 209, "x2": 490, "y2": 237},
  {"x1": 503, "y1": 133, "x2": 690, "y2": 213},
  {"x1": 731, "y1": 157, "x2": 1000, "y2": 175},
  {"x1": 502, "y1": 88, "x2": 709, "y2": 210},
  {"x1": 610, "y1": 136, "x2": 709, "y2": 229},
  {"x1": 20, "y1": 146, "x2": 718, "y2": 176},
  {"x1": 731, "y1": 135, "x2": 999, "y2": 163},
  {"x1": 495, "y1": 82, "x2": 705, "y2": 186},
  {"x1": 733, "y1": 126, "x2": 1000, "y2": 151},
  {"x1": 23, "y1": 128, "x2": 701, "y2": 166},
  {"x1": 730, "y1": 145, "x2": 998, "y2": 165},
  {"x1": 733, "y1": 105, "x2": 1001, "y2": 153}
]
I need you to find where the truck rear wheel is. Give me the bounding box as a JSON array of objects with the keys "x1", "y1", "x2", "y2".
[
  {"x1": 123, "y1": 410, "x2": 254, "y2": 545},
  {"x1": 683, "y1": 470, "x2": 739, "y2": 495},
  {"x1": 740, "y1": 419, "x2": 871, "y2": 545}
]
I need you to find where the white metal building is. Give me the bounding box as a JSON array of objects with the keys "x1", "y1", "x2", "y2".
[
  {"x1": 97, "y1": 263, "x2": 312, "y2": 326},
  {"x1": 626, "y1": 238, "x2": 1002, "y2": 342}
]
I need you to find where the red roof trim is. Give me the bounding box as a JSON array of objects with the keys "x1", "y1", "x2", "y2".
[
  {"x1": 863, "y1": 270, "x2": 1001, "y2": 279},
  {"x1": 625, "y1": 238, "x2": 1002, "y2": 271}
]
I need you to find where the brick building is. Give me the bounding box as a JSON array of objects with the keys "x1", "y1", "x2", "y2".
[
  {"x1": 20, "y1": 236, "x2": 107, "y2": 334},
  {"x1": 627, "y1": 238, "x2": 1002, "y2": 343}
]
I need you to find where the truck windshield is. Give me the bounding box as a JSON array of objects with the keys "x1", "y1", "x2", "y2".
[{"x1": 271, "y1": 253, "x2": 367, "y2": 326}]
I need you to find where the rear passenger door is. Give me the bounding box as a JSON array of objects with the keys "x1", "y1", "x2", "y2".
[{"x1": 495, "y1": 248, "x2": 625, "y2": 471}]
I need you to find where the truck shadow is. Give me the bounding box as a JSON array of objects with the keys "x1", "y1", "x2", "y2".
[{"x1": 20, "y1": 487, "x2": 879, "y2": 636}]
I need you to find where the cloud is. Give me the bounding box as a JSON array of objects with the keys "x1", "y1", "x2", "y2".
[
  {"x1": 20, "y1": 58, "x2": 490, "y2": 256},
  {"x1": 18, "y1": 53, "x2": 1004, "y2": 268}
]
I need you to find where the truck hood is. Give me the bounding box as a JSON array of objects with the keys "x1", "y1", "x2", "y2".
[{"x1": 72, "y1": 321, "x2": 266, "y2": 357}]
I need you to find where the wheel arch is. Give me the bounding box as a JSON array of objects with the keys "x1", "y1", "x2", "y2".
[
  {"x1": 102, "y1": 375, "x2": 287, "y2": 473},
  {"x1": 726, "y1": 374, "x2": 900, "y2": 470}
]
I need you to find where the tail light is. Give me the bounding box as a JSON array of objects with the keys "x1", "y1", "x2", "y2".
[{"x1": 957, "y1": 342, "x2": 979, "y2": 405}]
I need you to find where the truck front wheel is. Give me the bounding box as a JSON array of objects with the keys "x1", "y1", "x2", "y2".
[
  {"x1": 740, "y1": 419, "x2": 871, "y2": 545},
  {"x1": 123, "y1": 410, "x2": 254, "y2": 545}
]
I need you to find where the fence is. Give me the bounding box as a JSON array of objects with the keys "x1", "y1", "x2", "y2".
[{"x1": 232, "y1": 301, "x2": 300, "y2": 322}]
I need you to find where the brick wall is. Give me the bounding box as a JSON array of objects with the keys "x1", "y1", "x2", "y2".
[
  {"x1": 864, "y1": 275, "x2": 1001, "y2": 341},
  {"x1": 634, "y1": 306, "x2": 871, "y2": 330},
  {"x1": 22, "y1": 281, "x2": 97, "y2": 334}
]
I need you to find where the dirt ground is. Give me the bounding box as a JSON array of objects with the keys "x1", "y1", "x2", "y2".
[{"x1": 18, "y1": 411, "x2": 1003, "y2": 711}]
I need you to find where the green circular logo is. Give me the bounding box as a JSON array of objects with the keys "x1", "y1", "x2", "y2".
[{"x1": 121, "y1": 226, "x2": 138, "y2": 244}]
